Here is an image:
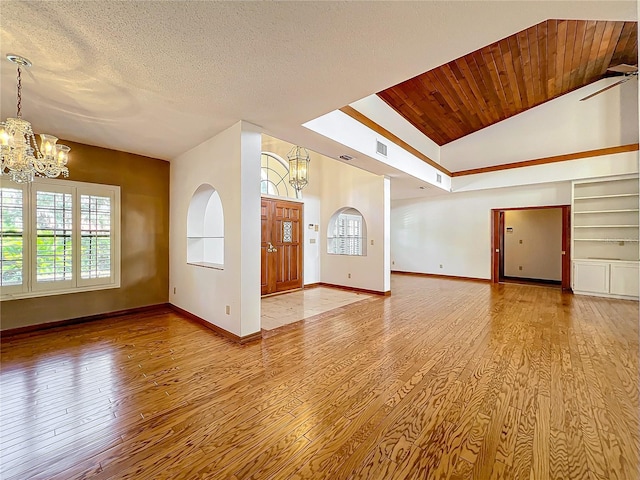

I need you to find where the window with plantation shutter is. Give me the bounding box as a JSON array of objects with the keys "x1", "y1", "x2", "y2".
[
  {"x1": 327, "y1": 207, "x2": 367, "y2": 256},
  {"x1": 0, "y1": 178, "x2": 120, "y2": 300}
]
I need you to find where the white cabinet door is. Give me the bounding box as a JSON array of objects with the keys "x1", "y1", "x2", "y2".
[
  {"x1": 573, "y1": 261, "x2": 610, "y2": 294},
  {"x1": 610, "y1": 263, "x2": 640, "y2": 297}
]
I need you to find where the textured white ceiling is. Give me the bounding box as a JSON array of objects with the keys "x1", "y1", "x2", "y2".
[{"x1": 1, "y1": 1, "x2": 636, "y2": 169}]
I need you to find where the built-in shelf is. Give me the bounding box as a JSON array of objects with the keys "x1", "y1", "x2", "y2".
[
  {"x1": 574, "y1": 225, "x2": 638, "y2": 228},
  {"x1": 574, "y1": 209, "x2": 640, "y2": 214},
  {"x1": 574, "y1": 193, "x2": 639, "y2": 200},
  {"x1": 574, "y1": 238, "x2": 639, "y2": 242},
  {"x1": 187, "y1": 261, "x2": 224, "y2": 270},
  {"x1": 572, "y1": 175, "x2": 639, "y2": 300}
]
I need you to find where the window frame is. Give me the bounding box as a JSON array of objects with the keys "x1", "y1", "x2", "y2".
[
  {"x1": 0, "y1": 177, "x2": 121, "y2": 301},
  {"x1": 260, "y1": 152, "x2": 302, "y2": 200}
]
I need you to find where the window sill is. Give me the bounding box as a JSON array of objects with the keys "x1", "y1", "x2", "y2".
[
  {"x1": 187, "y1": 262, "x2": 224, "y2": 271},
  {"x1": 1, "y1": 282, "x2": 120, "y2": 301}
]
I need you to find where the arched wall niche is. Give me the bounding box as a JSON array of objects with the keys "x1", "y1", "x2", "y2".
[{"x1": 187, "y1": 184, "x2": 224, "y2": 268}]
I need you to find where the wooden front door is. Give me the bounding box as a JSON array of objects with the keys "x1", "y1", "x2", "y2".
[{"x1": 261, "y1": 198, "x2": 303, "y2": 295}]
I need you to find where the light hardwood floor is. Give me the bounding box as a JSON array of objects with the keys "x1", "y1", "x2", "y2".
[{"x1": 1, "y1": 275, "x2": 638, "y2": 479}]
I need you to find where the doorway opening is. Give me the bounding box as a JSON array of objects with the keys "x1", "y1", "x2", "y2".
[{"x1": 491, "y1": 205, "x2": 571, "y2": 289}]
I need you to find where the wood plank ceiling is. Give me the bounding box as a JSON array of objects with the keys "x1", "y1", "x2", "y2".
[{"x1": 377, "y1": 19, "x2": 638, "y2": 146}]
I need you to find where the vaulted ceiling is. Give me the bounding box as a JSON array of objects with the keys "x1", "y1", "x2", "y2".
[{"x1": 377, "y1": 19, "x2": 638, "y2": 146}]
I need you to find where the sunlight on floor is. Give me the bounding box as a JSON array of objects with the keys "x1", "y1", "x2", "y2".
[{"x1": 260, "y1": 287, "x2": 371, "y2": 330}]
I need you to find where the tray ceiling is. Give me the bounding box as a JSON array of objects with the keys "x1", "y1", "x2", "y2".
[{"x1": 377, "y1": 19, "x2": 638, "y2": 146}]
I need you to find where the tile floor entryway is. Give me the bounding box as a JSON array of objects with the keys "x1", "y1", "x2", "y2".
[{"x1": 261, "y1": 286, "x2": 371, "y2": 331}]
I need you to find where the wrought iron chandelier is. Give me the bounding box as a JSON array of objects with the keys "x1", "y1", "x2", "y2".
[
  {"x1": 287, "y1": 145, "x2": 310, "y2": 192},
  {"x1": 0, "y1": 54, "x2": 70, "y2": 184}
]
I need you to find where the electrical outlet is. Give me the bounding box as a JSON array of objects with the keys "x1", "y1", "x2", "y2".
[
  {"x1": 439, "y1": 264, "x2": 443, "y2": 269},
  {"x1": 370, "y1": 239, "x2": 374, "y2": 245},
  {"x1": 519, "y1": 266, "x2": 523, "y2": 271},
  {"x1": 348, "y1": 273, "x2": 351, "y2": 278},
  {"x1": 225, "y1": 305, "x2": 230, "y2": 315},
  {"x1": 173, "y1": 287, "x2": 176, "y2": 294},
  {"x1": 519, "y1": 239, "x2": 523, "y2": 244},
  {"x1": 392, "y1": 261, "x2": 395, "y2": 265}
]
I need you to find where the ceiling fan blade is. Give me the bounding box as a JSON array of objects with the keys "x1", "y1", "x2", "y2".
[
  {"x1": 607, "y1": 64, "x2": 638, "y2": 74},
  {"x1": 580, "y1": 78, "x2": 631, "y2": 101}
]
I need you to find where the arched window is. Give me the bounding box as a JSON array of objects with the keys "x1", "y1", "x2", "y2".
[
  {"x1": 327, "y1": 207, "x2": 367, "y2": 256},
  {"x1": 260, "y1": 152, "x2": 301, "y2": 200},
  {"x1": 187, "y1": 184, "x2": 224, "y2": 268}
]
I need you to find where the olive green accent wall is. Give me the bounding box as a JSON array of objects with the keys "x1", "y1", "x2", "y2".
[{"x1": 1, "y1": 141, "x2": 170, "y2": 331}]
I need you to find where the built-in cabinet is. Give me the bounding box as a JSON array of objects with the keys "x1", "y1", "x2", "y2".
[{"x1": 572, "y1": 175, "x2": 639, "y2": 300}]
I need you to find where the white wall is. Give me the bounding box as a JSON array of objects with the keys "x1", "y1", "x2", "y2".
[
  {"x1": 504, "y1": 209, "x2": 562, "y2": 280},
  {"x1": 170, "y1": 121, "x2": 261, "y2": 337},
  {"x1": 321, "y1": 156, "x2": 389, "y2": 293},
  {"x1": 301, "y1": 193, "x2": 321, "y2": 285},
  {"x1": 442, "y1": 77, "x2": 638, "y2": 171},
  {"x1": 391, "y1": 182, "x2": 570, "y2": 279}
]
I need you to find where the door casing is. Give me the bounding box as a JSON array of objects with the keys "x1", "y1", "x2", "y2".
[{"x1": 491, "y1": 205, "x2": 571, "y2": 290}]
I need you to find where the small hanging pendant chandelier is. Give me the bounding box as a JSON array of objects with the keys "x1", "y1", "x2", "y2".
[{"x1": 287, "y1": 145, "x2": 310, "y2": 192}]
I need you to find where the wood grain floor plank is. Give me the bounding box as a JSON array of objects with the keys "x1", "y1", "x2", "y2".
[{"x1": 531, "y1": 393, "x2": 550, "y2": 480}]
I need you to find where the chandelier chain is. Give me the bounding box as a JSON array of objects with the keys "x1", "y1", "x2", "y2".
[{"x1": 16, "y1": 66, "x2": 22, "y2": 118}]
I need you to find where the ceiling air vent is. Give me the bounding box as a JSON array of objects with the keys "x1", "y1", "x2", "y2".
[
  {"x1": 436, "y1": 173, "x2": 442, "y2": 184},
  {"x1": 376, "y1": 140, "x2": 388, "y2": 157}
]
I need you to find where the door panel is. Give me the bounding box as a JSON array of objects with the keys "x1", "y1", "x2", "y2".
[
  {"x1": 274, "y1": 200, "x2": 303, "y2": 292},
  {"x1": 261, "y1": 198, "x2": 303, "y2": 295}
]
